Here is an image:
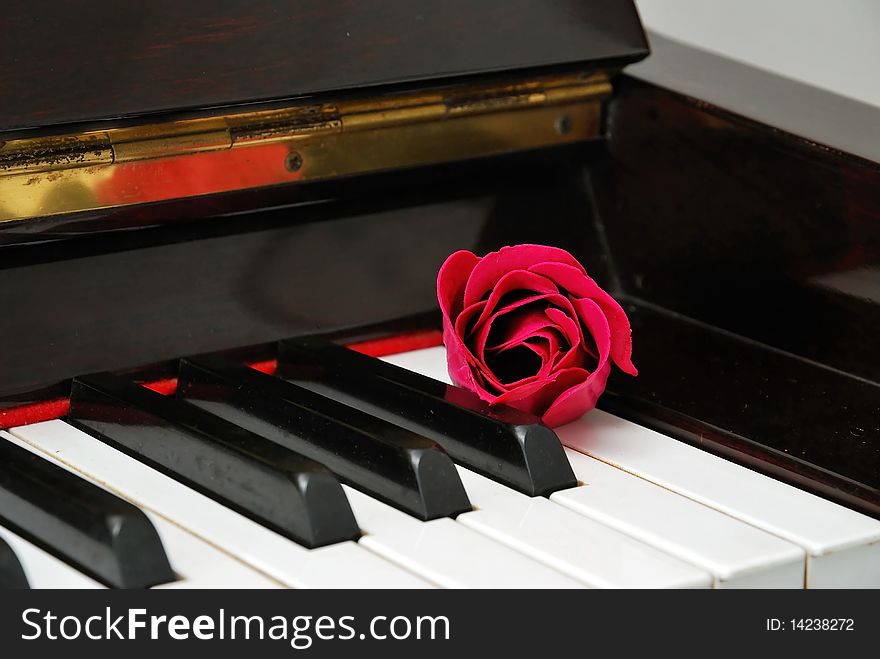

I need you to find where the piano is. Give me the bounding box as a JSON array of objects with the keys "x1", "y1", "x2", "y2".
[{"x1": 0, "y1": 0, "x2": 878, "y2": 589}]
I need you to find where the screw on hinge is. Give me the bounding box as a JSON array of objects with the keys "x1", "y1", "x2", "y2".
[
  {"x1": 554, "y1": 114, "x2": 573, "y2": 135},
  {"x1": 285, "y1": 151, "x2": 303, "y2": 172}
]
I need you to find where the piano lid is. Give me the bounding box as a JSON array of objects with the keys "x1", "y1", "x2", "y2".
[{"x1": 0, "y1": 0, "x2": 648, "y2": 133}]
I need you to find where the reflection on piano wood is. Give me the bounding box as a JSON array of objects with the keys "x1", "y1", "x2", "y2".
[
  {"x1": 2, "y1": 338, "x2": 878, "y2": 589},
  {"x1": 0, "y1": 73, "x2": 608, "y2": 224}
]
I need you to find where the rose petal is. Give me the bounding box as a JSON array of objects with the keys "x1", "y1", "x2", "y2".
[
  {"x1": 438, "y1": 244, "x2": 636, "y2": 427},
  {"x1": 443, "y1": 299, "x2": 494, "y2": 390},
  {"x1": 488, "y1": 307, "x2": 556, "y2": 352},
  {"x1": 483, "y1": 343, "x2": 551, "y2": 387},
  {"x1": 541, "y1": 362, "x2": 611, "y2": 427},
  {"x1": 519, "y1": 340, "x2": 553, "y2": 367},
  {"x1": 474, "y1": 352, "x2": 542, "y2": 393},
  {"x1": 545, "y1": 305, "x2": 584, "y2": 350},
  {"x1": 471, "y1": 291, "x2": 585, "y2": 361},
  {"x1": 442, "y1": 318, "x2": 485, "y2": 395},
  {"x1": 525, "y1": 306, "x2": 590, "y2": 371},
  {"x1": 437, "y1": 250, "x2": 480, "y2": 320},
  {"x1": 473, "y1": 327, "x2": 564, "y2": 394},
  {"x1": 470, "y1": 269, "x2": 559, "y2": 329},
  {"x1": 496, "y1": 327, "x2": 565, "y2": 367},
  {"x1": 540, "y1": 299, "x2": 614, "y2": 426},
  {"x1": 472, "y1": 366, "x2": 506, "y2": 396},
  {"x1": 470, "y1": 296, "x2": 547, "y2": 362},
  {"x1": 437, "y1": 252, "x2": 492, "y2": 399},
  {"x1": 570, "y1": 297, "x2": 611, "y2": 366},
  {"x1": 454, "y1": 299, "x2": 487, "y2": 344},
  {"x1": 485, "y1": 327, "x2": 563, "y2": 387},
  {"x1": 529, "y1": 262, "x2": 637, "y2": 376},
  {"x1": 492, "y1": 367, "x2": 591, "y2": 418},
  {"x1": 520, "y1": 337, "x2": 555, "y2": 365},
  {"x1": 463, "y1": 244, "x2": 585, "y2": 307}
]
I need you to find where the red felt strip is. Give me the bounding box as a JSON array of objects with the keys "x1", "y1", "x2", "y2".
[
  {"x1": 0, "y1": 399, "x2": 71, "y2": 430},
  {"x1": 142, "y1": 378, "x2": 178, "y2": 396},
  {"x1": 0, "y1": 329, "x2": 444, "y2": 429},
  {"x1": 347, "y1": 329, "x2": 443, "y2": 357}
]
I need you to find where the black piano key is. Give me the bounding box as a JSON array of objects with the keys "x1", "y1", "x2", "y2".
[
  {"x1": 177, "y1": 355, "x2": 472, "y2": 521},
  {"x1": 69, "y1": 373, "x2": 360, "y2": 549},
  {"x1": 277, "y1": 337, "x2": 577, "y2": 497},
  {"x1": 0, "y1": 536, "x2": 29, "y2": 589},
  {"x1": 0, "y1": 439, "x2": 174, "y2": 588}
]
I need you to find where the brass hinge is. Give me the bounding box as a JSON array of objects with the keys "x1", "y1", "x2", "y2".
[{"x1": 0, "y1": 72, "x2": 611, "y2": 225}]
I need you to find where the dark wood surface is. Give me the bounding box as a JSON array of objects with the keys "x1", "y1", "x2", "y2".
[
  {"x1": 0, "y1": 0, "x2": 647, "y2": 132},
  {"x1": 597, "y1": 77, "x2": 880, "y2": 382},
  {"x1": 601, "y1": 301, "x2": 880, "y2": 519},
  {"x1": 592, "y1": 78, "x2": 880, "y2": 518},
  {"x1": 0, "y1": 147, "x2": 603, "y2": 396},
  {"x1": 1, "y1": 77, "x2": 878, "y2": 518}
]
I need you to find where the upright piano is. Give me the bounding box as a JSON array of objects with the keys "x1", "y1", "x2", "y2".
[{"x1": 0, "y1": 0, "x2": 877, "y2": 589}]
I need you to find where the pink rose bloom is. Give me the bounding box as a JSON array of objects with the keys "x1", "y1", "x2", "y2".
[{"x1": 437, "y1": 244, "x2": 637, "y2": 427}]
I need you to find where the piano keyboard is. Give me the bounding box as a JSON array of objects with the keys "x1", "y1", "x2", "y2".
[
  {"x1": 383, "y1": 346, "x2": 880, "y2": 588},
  {"x1": 1, "y1": 342, "x2": 878, "y2": 589}
]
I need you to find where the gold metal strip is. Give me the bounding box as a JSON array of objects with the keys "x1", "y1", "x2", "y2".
[{"x1": 0, "y1": 72, "x2": 610, "y2": 225}]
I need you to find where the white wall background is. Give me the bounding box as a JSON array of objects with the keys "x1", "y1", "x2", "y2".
[{"x1": 636, "y1": 0, "x2": 880, "y2": 109}]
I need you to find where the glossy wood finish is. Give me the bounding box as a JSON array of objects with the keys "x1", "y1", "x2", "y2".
[
  {"x1": 0, "y1": 149, "x2": 601, "y2": 396},
  {"x1": 1, "y1": 77, "x2": 878, "y2": 518},
  {"x1": 69, "y1": 373, "x2": 361, "y2": 548},
  {"x1": 586, "y1": 78, "x2": 880, "y2": 518},
  {"x1": 600, "y1": 301, "x2": 880, "y2": 518},
  {"x1": 0, "y1": 439, "x2": 174, "y2": 588},
  {"x1": 0, "y1": 0, "x2": 646, "y2": 132},
  {"x1": 278, "y1": 337, "x2": 576, "y2": 496},
  {"x1": 597, "y1": 77, "x2": 880, "y2": 382}
]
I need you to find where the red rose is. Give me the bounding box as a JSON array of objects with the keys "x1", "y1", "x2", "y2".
[{"x1": 437, "y1": 244, "x2": 637, "y2": 427}]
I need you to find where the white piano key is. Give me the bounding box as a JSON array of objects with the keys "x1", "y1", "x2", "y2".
[
  {"x1": 455, "y1": 467, "x2": 712, "y2": 588},
  {"x1": 6, "y1": 422, "x2": 431, "y2": 589},
  {"x1": 384, "y1": 345, "x2": 880, "y2": 589},
  {"x1": 0, "y1": 497, "x2": 274, "y2": 589},
  {"x1": 149, "y1": 520, "x2": 279, "y2": 589},
  {"x1": 2, "y1": 430, "x2": 279, "y2": 589},
  {"x1": 553, "y1": 449, "x2": 805, "y2": 588},
  {"x1": 382, "y1": 346, "x2": 452, "y2": 380},
  {"x1": 0, "y1": 526, "x2": 103, "y2": 589},
  {"x1": 343, "y1": 485, "x2": 584, "y2": 588},
  {"x1": 556, "y1": 413, "x2": 880, "y2": 589}
]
